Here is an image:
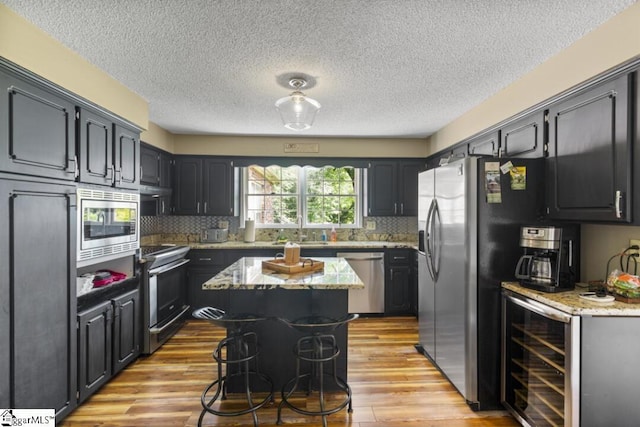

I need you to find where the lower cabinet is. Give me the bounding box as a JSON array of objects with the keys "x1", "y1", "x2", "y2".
[
  {"x1": 77, "y1": 289, "x2": 140, "y2": 404},
  {"x1": 187, "y1": 250, "x2": 228, "y2": 312},
  {"x1": 384, "y1": 249, "x2": 417, "y2": 316}
]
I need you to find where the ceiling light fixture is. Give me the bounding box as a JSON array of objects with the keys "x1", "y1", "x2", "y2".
[{"x1": 275, "y1": 78, "x2": 321, "y2": 131}]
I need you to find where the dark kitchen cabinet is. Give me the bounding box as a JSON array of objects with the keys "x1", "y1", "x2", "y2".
[
  {"x1": 0, "y1": 67, "x2": 77, "y2": 181},
  {"x1": 467, "y1": 131, "x2": 499, "y2": 156},
  {"x1": 500, "y1": 111, "x2": 545, "y2": 158},
  {"x1": 0, "y1": 177, "x2": 77, "y2": 419},
  {"x1": 77, "y1": 301, "x2": 113, "y2": 404},
  {"x1": 173, "y1": 156, "x2": 235, "y2": 215},
  {"x1": 546, "y1": 72, "x2": 632, "y2": 222},
  {"x1": 367, "y1": 160, "x2": 423, "y2": 217},
  {"x1": 112, "y1": 289, "x2": 140, "y2": 375},
  {"x1": 78, "y1": 107, "x2": 140, "y2": 190},
  {"x1": 384, "y1": 249, "x2": 415, "y2": 315},
  {"x1": 187, "y1": 250, "x2": 229, "y2": 312},
  {"x1": 140, "y1": 142, "x2": 172, "y2": 188}
]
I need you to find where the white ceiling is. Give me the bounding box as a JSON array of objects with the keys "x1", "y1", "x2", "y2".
[{"x1": 2, "y1": 0, "x2": 636, "y2": 138}]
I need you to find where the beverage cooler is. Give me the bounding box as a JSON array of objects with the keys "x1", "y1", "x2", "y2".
[{"x1": 501, "y1": 290, "x2": 580, "y2": 427}]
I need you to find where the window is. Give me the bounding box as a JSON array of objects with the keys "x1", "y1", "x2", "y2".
[{"x1": 243, "y1": 165, "x2": 361, "y2": 228}]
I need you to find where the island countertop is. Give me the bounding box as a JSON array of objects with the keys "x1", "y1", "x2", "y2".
[{"x1": 203, "y1": 256, "x2": 365, "y2": 290}]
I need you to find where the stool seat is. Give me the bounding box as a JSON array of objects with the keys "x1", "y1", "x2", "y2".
[
  {"x1": 277, "y1": 313, "x2": 358, "y2": 427},
  {"x1": 193, "y1": 307, "x2": 273, "y2": 427}
]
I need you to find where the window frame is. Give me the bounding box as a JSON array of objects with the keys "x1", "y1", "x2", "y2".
[{"x1": 241, "y1": 165, "x2": 362, "y2": 229}]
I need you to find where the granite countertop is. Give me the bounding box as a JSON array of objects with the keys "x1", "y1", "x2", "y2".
[
  {"x1": 203, "y1": 256, "x2": 365, "y2": 290},
  {"x1": 502, "y1": 282, "x2": 640, "y2": 316},
  {"x1": 184, "y1": 240, "x2": 417, "y2": 250}
]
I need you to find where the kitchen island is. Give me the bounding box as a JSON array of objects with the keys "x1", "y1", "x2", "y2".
[{"x1": 202, "y1": 257, "x2": 364, "y2": 391}]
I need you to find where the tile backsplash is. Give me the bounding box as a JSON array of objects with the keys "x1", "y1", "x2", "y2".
[{"x1": 141, "y1": 215, "x2": 418, "y2": 243}]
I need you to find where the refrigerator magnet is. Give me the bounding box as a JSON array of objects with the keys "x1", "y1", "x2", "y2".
[
  {"x1": 510, "y1": 166, "x2": 526, "y2": 190},
  {"x1": 485, "y1": 162, "x2": 502, "y2": 203}
]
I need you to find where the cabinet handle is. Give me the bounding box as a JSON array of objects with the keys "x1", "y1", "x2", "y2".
[
  {"x1": 115, "y1": 167, "x2": 122, "y2": 184},
  {"x1": 394, "y1": 203, "x2": 397, "y2": 215},
  {"x1": 400, "y1": 203, "x2": 404, "y2": 215},
  {"x1": 197, "y1": 202, "x2": 200, "y2": 214},
  {"x1": 199, "y1": 258, "x2": 212, "y2": 261},
  {"x1": 161, "y1": 200, "x2": 165, "y2": 214},
  {"x1": 204, "y1": 202, "x2": 208, "y2": 213},
  {"x1": 615, "y1": 190, "x2": 623, "y2": 219},
  {"x1": 393, "y1": 256, "x2": 407, "y2": 261}
]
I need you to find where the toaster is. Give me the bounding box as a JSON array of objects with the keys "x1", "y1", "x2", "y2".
[{"x1": 201, "y1": 228, "x2": 228, "y2": 243}]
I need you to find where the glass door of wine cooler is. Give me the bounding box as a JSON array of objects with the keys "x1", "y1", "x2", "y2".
[{"x1": 501, "y1": 290, "x2": 580, "y2": 427}]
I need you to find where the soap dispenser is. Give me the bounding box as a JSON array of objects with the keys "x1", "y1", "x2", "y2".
[{"x1": 330, "y1": 227, "x2": 337, "y2": 242}]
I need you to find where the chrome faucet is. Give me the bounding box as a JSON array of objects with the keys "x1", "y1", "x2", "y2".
[{"x1": 297, "y1": 215, "x2": 307, "y2": 243}]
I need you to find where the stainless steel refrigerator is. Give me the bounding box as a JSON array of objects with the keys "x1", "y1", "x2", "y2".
[{"x1": 417, "y1": 156, "x2": 544, "y2": 410}]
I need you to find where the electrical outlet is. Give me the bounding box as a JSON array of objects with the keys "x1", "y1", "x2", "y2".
[
  {"x1": 218, "y1": 220, "x2": 229, "y2": 229},
  {"x1": 630, "y1": 239, "x2": 640, "y2": 256},
  {"x1": 366, "y1": 220, "x2": 376, "y2": 230}
]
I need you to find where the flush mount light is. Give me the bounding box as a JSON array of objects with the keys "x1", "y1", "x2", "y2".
[{"x1": 275, "y1": 78, "x2": 321, "y2": 131}]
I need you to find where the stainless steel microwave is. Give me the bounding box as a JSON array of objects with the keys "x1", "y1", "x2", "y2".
[{"x1": 77, "y1": 187, "x2": 139, "y2": 264}]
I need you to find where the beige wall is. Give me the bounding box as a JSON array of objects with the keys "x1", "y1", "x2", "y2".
[
  {"x1": 141, "y1": 122, "x2": 175, "y2": 152},
  {"x1": 427, "y1": 2, "x2": 640, "y2": 154},
  {"x1": 0, "y1": 4, "x2": 148, "y2": 129},
  {"x1": 172, "y1": 134, "x2": 429, "y2": 158}
]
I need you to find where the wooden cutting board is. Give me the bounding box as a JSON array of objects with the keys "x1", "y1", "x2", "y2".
[{"x1": 261, "y1": 258, "x2": 324, "y2": 274}]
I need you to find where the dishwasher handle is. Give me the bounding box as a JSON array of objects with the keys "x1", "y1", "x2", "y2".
[{"x1": 338, "y1": 254, "x2": 384, "y2": 261}]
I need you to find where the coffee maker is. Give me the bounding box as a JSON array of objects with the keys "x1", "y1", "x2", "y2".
[{"x1": 515, "y1": 225, "x2": 579, "y2": 292}]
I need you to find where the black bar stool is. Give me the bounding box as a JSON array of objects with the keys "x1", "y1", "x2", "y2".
[
  {"x1": 192, "y1": 307, "x2": 274, "y2": 427},
  {"x1": 276, "y1": 313, "x2": 359, "y2": 427}
]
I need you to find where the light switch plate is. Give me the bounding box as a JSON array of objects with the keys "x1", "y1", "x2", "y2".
[
  {"x1": 366, "y1": 220, "x2": 376, "y2": 230},
  {"x1": 629, "y1": 239, "x2": 640, "y2": 256},
  {"x1": 218, "y1": 220, "x2": 229, "y2": 229}
]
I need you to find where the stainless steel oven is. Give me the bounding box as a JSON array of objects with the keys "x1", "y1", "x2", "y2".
[
  {"x1": 77, "y1": 187, "x2": 139, "y2": 264},
  {"x1": 140, "y1": 245, "x2": 191, "y2": 354}
]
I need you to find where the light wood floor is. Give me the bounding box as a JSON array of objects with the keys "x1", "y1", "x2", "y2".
[{"x1": 61, "y1": 317, "x2": 518, "y2": 426}]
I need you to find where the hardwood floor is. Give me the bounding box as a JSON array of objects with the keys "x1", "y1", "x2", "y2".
[{"x1": 61, "y1": 317, "x2": 518, "y2": 426}]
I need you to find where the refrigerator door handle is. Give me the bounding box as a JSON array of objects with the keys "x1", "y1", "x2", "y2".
[
  {"x1": 425, "y1": 199, "x2": 436, "y2": 281},
  {"x1": 431, "y1": 199, "x2": 442, "y2": 281}
]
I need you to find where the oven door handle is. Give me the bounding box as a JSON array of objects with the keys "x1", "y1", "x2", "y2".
[
  {"x1": 149, "y1": 304, "x2": 191, "y2": 335},
  {"x1": 148, "y1": 258, "x2": 190, "y2": 276}
]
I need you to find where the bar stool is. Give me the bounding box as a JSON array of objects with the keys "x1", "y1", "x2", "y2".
[
  {"x1": 192, "y1": 307, "x2": 273, "y2": 427},
  {"x1": 276, "y1": 313, "x2": 359, "y2": 427}
]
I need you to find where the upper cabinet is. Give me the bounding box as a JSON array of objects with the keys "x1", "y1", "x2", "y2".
[
  {"x1": 173, "y1": 156, "x2": 235, "y2": 216},
  {"x1": 500, "y1": 111, "x2": 545, "y2": 158},
  {"x1": 545, "y1": 72, "x2": 632, "y2": 223},
  {"x1": 140, "y1": 142, "x2": 172, "y2": 188},
  {"x1": 78, "y1": 106, "x2": 140, "y2": 190},
  {"x1": 0, "y1": 68, "x2": 77, "y2": 181},
  {"x1": 367, "y1": 160, "x2": 423, "y2": 216},
  {"x1": 467, "y1": 131, "x2": 499, "y2": 157}
]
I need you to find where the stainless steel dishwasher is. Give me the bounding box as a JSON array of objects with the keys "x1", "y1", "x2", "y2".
[{"x1": 337, "y1": 252, "x2": 385, "y2": 314}]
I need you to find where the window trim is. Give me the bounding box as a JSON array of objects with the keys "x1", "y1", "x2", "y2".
[{"x1": 241, "y1": 165, "x2": 362, "y2": 229}]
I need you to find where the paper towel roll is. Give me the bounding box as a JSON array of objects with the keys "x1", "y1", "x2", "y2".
[{"x1": 244, "y1": 219, "x2": 255, "y2": 242}]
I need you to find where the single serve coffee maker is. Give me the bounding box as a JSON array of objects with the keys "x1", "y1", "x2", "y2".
[{"x1": 515, "y1": 225, "x2": 579, "y2": 292}]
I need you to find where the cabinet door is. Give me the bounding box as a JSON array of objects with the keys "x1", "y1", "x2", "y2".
[
  {"x1": 467, "y1": 132, "x2": 499, "y2": 156},
  {"x1": 546, "y1": 73, "x2": 631, "y2": 222},
  {"x1": 0, "y1": 178, "x2": 77, "y2": 418},
  {"x1": 140, "y1": 143, "x2": 160, "y2": 186},
  {"x1": 398, "y1": 162, "x2": 422, "y2": 216},
  {"x1": 367, "y1": 161, "x2": 398, "y2": 216},
  {"x1": 173, "y1": 157, "x2": 202, "y2": 215},
  {"x1": 0, "y1": 69, "x2": 77, "y2": 181},
  {"x1": 500, "y1": 111, "x2": 545, "y2": 158},
  {"x1": 113, "y1": 123, "x2": 140, "y2": 189},
  {"x1": 159, "y1": 151, "x2": 173, "y2": 188},
  {"x1": 385, "y1": 265, "x2": 411, "y2": 315},
  {"x1": 77, "y1": 301, "x2": 113, "y2": 403},
  {"x1": 78, "y1": 107, "x2": 114, "y2": 186},
  {"x1": 203, "y1": 158, "x2": 234, "y2": 215},
  {"x1": 112, "y1": 289, "x2": 140, "y2": 375}
]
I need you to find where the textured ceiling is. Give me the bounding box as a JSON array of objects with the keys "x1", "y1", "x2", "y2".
[{"x1": 2, "y1": 0, "x2": 636, "y2": 138}]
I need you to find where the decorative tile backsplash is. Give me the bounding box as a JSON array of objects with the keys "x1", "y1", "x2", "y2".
[{"x1": 141, "y1": 215, "x2": 418, "y2": 243}]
